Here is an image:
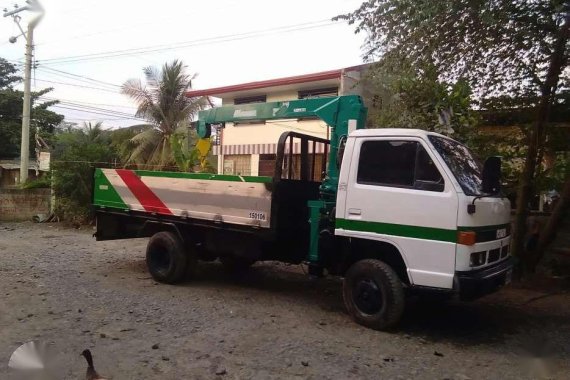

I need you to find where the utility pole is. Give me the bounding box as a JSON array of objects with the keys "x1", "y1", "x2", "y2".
[{"x1": 3, "y1": 1, "x2": 44, "y2": 184}]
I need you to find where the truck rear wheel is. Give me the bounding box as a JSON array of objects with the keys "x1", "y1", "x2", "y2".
[
  {"x1": 146, "y1": 231, "x2": 189, "y2": 284},
  {"x1": 343, "y1": 259, "x2": 405, "y2": 330}
]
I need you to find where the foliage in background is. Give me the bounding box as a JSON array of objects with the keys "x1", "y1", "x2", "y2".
[
  {"x1": 51, "y1": 122, "x2": 118, "y2": 223},
  {"x1": 0, "y1": 58, "x2": 64, "y2": 159},
  {"x1": 121, "y1": 60, "x2": 209, "y2": 169},
  {"x1": 21, "y1": 173, "x2": 51, "y2": 189},
  {"x1": 364, "y1": 62, "x2": 480, "y2": 142},
  {"x1": 109, "y1": 124, "x2": 151, "y2": 166},
  {"x1": 170, "y1": 130, "x2": 216, "y2": 173},
  {"x1": 338, "y1": 0, "x2": 570, "y2": 271}
]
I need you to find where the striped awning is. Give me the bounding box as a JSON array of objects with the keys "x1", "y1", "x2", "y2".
[{"x1": 213, "y1": 142, "x2": 327, "y2": 156}]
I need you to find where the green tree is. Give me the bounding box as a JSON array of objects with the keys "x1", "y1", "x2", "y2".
[
  {"x1": 52, "y1": 122, "x2": 117, "y2": 222},
  {"x1": 121, "y1": 60, "x2": 209, "y2": 170},
  {"x1": 338, "y1": 0, "x2": 570, "y2": 271},
  {"x1": 0, "y1": 58, "x2": 64, "y2": 159},
  {"x1": 170, "y1": 129, "x2": 216, "y2": 173},
  {"x1": 109, "y1": 124, "x2": 151, "y2": 166},
  {"x1": 0, "y1": 57, "x2": 20, "y2": 88},
  {"x1": 364, "y1": 62, "x2": 479, "y2": 142}
]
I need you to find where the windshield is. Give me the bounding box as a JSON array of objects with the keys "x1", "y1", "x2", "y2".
[{"x1": 428, "y1": 135, "x2": 483, "y2": 196}]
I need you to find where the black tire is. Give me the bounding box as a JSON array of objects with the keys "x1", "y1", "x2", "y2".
[
  {"x1": 220, "y1": 255, "x2": 255, "y2": 274},
  {"x1": 343, "y1": 259, "x2": 405, "y2": 330},
  {"x1": 146, "y1": 231, "x2": 191, "y2": 284}
]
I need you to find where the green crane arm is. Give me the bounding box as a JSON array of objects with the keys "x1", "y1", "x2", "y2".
[{"x1": 196, "y1": 95, "x2": 368, "y2": 197}]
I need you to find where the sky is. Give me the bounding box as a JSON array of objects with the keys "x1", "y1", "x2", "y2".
[{"x1": 0, "y1": 0, "x2": 366, "y2": 128}]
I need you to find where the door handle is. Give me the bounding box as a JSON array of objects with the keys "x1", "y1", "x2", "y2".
[{"x1": 348, "y1": 208, "x2": 362, "y2": 215}]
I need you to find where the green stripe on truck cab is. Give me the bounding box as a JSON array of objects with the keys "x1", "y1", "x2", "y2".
[
  {"x1": 336, "y1": 218, "x2": 457, "y2": 243},
  {"x1": 93, "y1": 169, "x2": 128, "y2": 210}
]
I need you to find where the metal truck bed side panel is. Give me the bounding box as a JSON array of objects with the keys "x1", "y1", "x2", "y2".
[{"x1": 93, "y1": 168, "x2": 273, "y2": 228}]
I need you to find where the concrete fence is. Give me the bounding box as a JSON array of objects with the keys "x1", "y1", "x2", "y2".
[{"x1": 0, "y1": 188, "x2": 51, "y2": 222}]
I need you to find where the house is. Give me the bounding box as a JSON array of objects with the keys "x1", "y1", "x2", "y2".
[
  {"x1": 0, "y1": 160, "x2": 48, "y2": 188},
  {"x1": 186, "y1": 64, "x2": 370, "y2": 177}
]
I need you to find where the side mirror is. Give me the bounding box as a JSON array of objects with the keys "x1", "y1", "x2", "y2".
[{"x1": 481, "y1": 156, "x2": 501, "y2": 194}]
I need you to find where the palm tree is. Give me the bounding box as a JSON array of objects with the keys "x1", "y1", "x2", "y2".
[
  {"x1": 121, "y1": 60, "x2": 208, "y2": 169},
  {"x1": 82, "y1": 121, "x2": 106, "y2": 143}
]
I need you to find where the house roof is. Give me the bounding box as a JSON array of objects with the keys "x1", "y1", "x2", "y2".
[
  {"x1": 0, "y1": 161, "x2": 44, "y2": 171},
  {"x1": 185, "y1": 64, "x2": 368, "y2": 99}
]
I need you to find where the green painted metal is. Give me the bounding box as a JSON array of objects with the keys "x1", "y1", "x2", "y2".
[
  {"x1": 336, "y1": 218, "x2": 458, "y2": 243},
  {"x1": 307, "y1": 200, "x2": 326, "y2": 263},
  {"x1": 93, "y1": 169, "x2": 129, "y2": 210},
  {"x1": 197, "y1": 95, "x2": 368, "y2": 266},
  {"x1": 134, "y1": 170, "x2": 272, "y2": 183},
  {"x1": 197, "y1": 95, "x2": 368, "y2": 199},
  {"x1": 336, "y1": 219, "x2": 512, "y2": 243}
]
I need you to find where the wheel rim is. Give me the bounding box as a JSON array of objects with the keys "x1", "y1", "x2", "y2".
[
  {"x1": 353, "y1": 278, "x2": 383, "y2": 315},
  {"x1": 149, "y1": 244, "x2": 171, "y2": 276}
]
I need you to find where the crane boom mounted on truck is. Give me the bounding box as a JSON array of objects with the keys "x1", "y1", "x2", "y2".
[{"x1": 93, "y1": 95, "x2": 514, "y2": 330}]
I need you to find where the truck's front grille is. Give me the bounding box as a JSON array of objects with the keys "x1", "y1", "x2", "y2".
[
  {"x1": 501, "y1": 244, "x2": 509, "y2": 258},
  {"x1": 470, "y1": 251, "x2": 487, "y2": 267},
  {"x1": 488, "y1": 248, "x2": 501, "y2": 263},
  {"x1": 470, "y1": 245, "x2": 510, "y2": 267}
]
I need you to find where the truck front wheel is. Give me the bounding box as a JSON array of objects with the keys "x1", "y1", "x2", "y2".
[
  {"x1": 146, "y1": 231, "x2": 189, "y2": 284},
  {"x1": 343, "y1": 259, "x2": 405, "y2": 330}
]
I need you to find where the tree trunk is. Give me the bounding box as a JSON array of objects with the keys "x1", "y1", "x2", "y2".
[
  {"x1": 530, "y1": 175, "x2": 570, "y2": 271},
  {"x1": 511, "y1": 14, "x2": 570, "y2": 272}
]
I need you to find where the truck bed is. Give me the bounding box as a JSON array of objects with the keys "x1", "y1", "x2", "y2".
[
  {"x1": 92, "y1": 132, "x2": 330, "y2": 263},
  {"x1": 93, "y1": 168, "x2": 273, "y2": 228}
]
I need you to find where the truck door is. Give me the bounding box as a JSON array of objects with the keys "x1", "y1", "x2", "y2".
[{"x1": 338, "y1": 137, "x2": 458, "y2": 289}]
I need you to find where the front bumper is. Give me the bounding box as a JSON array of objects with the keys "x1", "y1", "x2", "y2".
[{"x1": 455, "y1": 257, "x2": 514, "y2": 300}]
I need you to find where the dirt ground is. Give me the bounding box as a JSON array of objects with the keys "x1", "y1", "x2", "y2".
[{"x1": 0, "y1": 222, "x2": 569, "y2": 380}]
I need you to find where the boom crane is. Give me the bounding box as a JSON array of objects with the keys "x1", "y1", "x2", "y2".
[{"x1": 195, "y1": 95, "x2": 368, "y2": 199}]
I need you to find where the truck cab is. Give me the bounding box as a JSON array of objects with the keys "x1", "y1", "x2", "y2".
[
  {"x1": 331, "y1": 128, "x2": 513, "y2": 329},
  {"x1": 336, "y1": 129, "x2": 512, "y2": 289}
]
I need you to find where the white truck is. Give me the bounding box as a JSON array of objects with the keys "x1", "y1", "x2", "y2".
[{"x1": 93, "y1": 95, "x2": 513, "y2": 330}]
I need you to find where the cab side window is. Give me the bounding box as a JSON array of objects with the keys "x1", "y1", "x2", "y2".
[{"x1": 357, "y1": 140, "x2": 444, "y2": 192}]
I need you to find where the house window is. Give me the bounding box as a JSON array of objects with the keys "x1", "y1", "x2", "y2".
[
  {"x1": 298, "y1": 87, "x2": 338, "y2": 99},
  {"x1": 298, "y1": 87, "x2": 338, "y2": 121},
  {"x1": 259, "y1": 154, "x2": 276, "y2": 177},
  {"x1": 234, "y1": 95, "x2": 267, "y2": 105},
  {"x1": 233, "y1": 95, "x2": 267, "y2": 125}
]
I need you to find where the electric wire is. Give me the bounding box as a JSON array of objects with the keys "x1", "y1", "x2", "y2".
[
  {"x1": 35, "y1": 66, "x2": 122, "y2": 88},
  {"x1": 32, "y1": 78, "x2": 120, "y2": 93},
  {"x1": 46, "y1": 102, "x2": 140, "y2": 119},
  {"x1": 50, "y1": 105, "x2": 145, "y2": 121},
  {"x1": 39, "y1": 96, "x2": 137, "y2": 110},
  {"x1": 37, "y1": 20, "x2": 339, "y2": 65}
]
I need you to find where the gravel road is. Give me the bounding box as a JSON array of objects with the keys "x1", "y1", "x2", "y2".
[{"x1": 0, "y1": 222, "x2": 569, "y2": 379}]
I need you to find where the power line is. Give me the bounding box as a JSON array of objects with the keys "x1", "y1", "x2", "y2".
[
  {"x1": 39, "y1": 96, "x2": 137, "y2": 110},
  {"x1": 32, "y1": 78, "x2": 120, "y2": 93},
  {"x1": 65, "y1": 117, "x2": 140, "y2": 122},
  {"x1": 37, "y1": 20, "x2": 339, "y2": 65},
  {"x1": 35, "y1": 66, "x2": 122, "y2": 88},
  {"x1": 48, "y1": 101, "x2": 140, "y2": 118},
  {"x1": 50, "y1": 105, "x2": 145, "y2": 121},
  {"x1": 52, "y1": 105, "x2": 143, "y2": 121}
]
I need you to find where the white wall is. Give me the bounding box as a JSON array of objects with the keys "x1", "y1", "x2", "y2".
[{"x1": 220, "y1": 90, "x2": 330, "y2": 146}]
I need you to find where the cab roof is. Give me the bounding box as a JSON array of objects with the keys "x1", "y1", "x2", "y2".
[{"x1": 349, "y1": 128, "x2": 447, "y2": 140}]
